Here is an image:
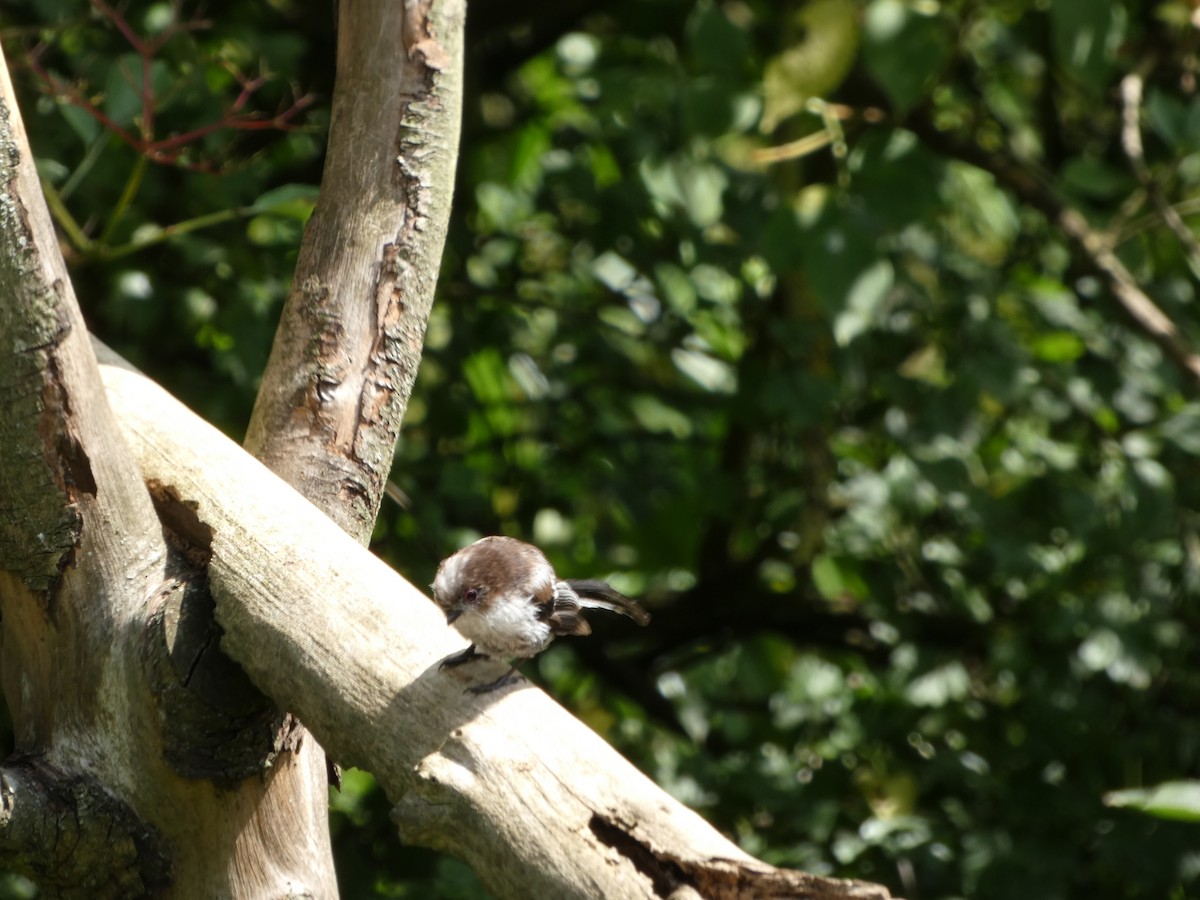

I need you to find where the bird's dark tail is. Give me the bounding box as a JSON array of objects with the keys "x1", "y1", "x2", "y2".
[{"x1": 564, "y1": 579, "x2": 651, "y2": 626}]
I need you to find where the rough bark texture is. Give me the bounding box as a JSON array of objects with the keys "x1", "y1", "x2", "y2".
[
  {"x1": 244, "y1": 0, "x2": 465, "y2": 537},
  {"x1": 100, "y1": 351, "x2": 895, "y2": 900},
  {"x1": 239, "y1": 0, "x2": 464, "y2": 877},
  {"x1": 0, "y1": 46, "x2": 336, "y2": 899},
  {"x1": 0, "y1": 757, "x2": 170, "y2": 897}
]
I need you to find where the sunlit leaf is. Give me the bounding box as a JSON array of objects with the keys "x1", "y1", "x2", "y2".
[
  {"x1": 904, "y1": 663, "x2": 971, "y2": 707},
  {"x1": 1104, "y1": 782, "x2": 1200, "y2": 822},
  {"x1": 834, "y1": 259, "x2": 893, "y2": 346},
  {"x1": 760, "y1": 0, "x2": 859, "y2": 133}
]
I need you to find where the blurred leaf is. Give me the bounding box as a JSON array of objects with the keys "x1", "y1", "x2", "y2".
[
  {"x1": 1049, "y1": 0, "x2": 1126, "y2": 92},
  {"x1": 593, "y1": 251, "x2": 638, "y2": 292},
  {"x1": 811, "y1": 553, "x2": 869, "y2": 601},
  {"x1": 1104, "y1": 782, "x2": 1200, "y2": 822},
  {"x1": 248, "y1": 184, "x2": 319, "y2": 218},
  {"x1": 687, "y1": 1, "x2": 754, "y2": 77},
  {"x1": 684, "y1": 79, "x2": 755, "y2": 137},
  {"x1": 904, "y1": 662, "x2": 971, "y2": 707},
  {"x1": 509, "y1": 124, "x2": 551, "y2": 192},
  {"x1": 463, "y1": 348, "x2": 513, "y2": 405},
  {"x1": 679, "y1": 161, "x2": 728, "y2": 228},
  {"x1": 1030, "y1": 331, "x2": 1086, "y2": 362},
  {"x1": 1061, "y1": 156, "x2": 1134, "y2": 200},
  {"x1": 655, "y1": 262, "x2": 698, "y2": 313},
  {"x1": 863, "y1": 0, "x2": 951, "y2": 114},
  {"x1": 1159, "y1": 406, "x2": 1200, "y2": 455},
  {"x1": 246, "y1": 214, "x2": 302, "y2": 246},
  {"x1": 834, "y1": 259, "x2": 893, "y2": 346},
  {"x1": 760, "y1": 0, "x2": 860, "y2": 133},
  {"x1": 672, "y1": 347, "x2": 737, "y2": 393},
  {"x1": 104, "y1": 55, "x2": 173, "y2": 127},
  {"x1": 59, "y1": 102, "x2": 100, "y2": 144},
  {"x1": 639, "y1": 158, "x2": 728, "y2": 229},
  {"x1": 629, "y1": 394, "x2": 692, "y2": 437}
]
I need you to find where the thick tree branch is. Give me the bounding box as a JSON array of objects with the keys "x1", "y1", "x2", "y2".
[
  {"x1": 99, "y1": 348, "x2": 896, "y2": 900},
  {"x1": 0, "y1": 43, "x2": 170, "y2": 891},
  {"x1": 244, "y1": 0, "x2": 465, "y2": 537},
  {"x1": 239, "y1": 0, "x2": 465, "y2": 849}
]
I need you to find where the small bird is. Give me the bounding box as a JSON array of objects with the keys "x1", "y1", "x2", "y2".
[{"x1": 431, "y1": 535, "x2": 650, "y2": 693}]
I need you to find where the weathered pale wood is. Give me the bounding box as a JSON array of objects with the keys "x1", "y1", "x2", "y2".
[
  {"x1": 0, "y1": 42, "x2": 335, "y2": 899},
  {"x1": 244, "y1": 0, "x2": 465, "y2": 535},
  {"x1": 99, "y1": 349, "x2": 894, "y2": 900}
]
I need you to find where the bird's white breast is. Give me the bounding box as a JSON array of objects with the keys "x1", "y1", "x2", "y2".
[{"x1": 454, "y1": 592, "x2": 554, "y2": 658}]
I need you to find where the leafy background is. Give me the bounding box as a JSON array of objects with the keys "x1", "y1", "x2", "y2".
[{"x1": 4, "y1": 0, "x2": 1200, "y2": 897}]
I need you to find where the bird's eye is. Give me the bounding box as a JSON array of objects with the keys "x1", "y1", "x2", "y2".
[{"x1": 464, "y1": 588, "x2": 479, "y2": 604}]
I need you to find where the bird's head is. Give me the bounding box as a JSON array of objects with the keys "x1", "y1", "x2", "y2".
[{"x1": 431, "y1": 535, "x2": 556, "y2": 624}]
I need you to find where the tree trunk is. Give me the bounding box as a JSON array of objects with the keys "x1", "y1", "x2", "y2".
[
  {"x1": 0, "y1": 46, "x2": 334, "y2": 898},
  {"x1": 0, "y1": 0, "x2": 460, "y2": 893}
]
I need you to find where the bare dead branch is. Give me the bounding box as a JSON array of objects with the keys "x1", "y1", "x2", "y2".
[{"x1": 99, "y1": 346, "x2": 897, "y2": 900}]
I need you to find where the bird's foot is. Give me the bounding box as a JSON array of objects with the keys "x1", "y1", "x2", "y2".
[{"x1": 440, "y1": 644, "x2": 487, "y2": 669}]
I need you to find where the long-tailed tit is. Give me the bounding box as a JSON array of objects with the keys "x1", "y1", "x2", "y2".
[{"x1": 431, "y1": 535, "x2": 650, "y2": 693}]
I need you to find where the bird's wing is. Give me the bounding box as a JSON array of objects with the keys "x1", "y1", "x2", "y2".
[
  {"x1": 562, "y1": 579, "x2": 651, "y2": 626},
  {"x1": 538, "y1": 584, "x2": 592, "y2": 637}
]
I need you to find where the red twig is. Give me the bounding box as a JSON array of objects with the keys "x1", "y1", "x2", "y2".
[
  {"x1": 146, "y1": 92, "x2": 316, "y2": 157},
  {"x1": 90, "y1": 0, "x2": 148, "y2": 54},
  {"x1": 24, "y1": 45, "x2": 141, "y2": 147},
  {"x1": 18, "y1": 0, "x2": 309, "y2": 172}
]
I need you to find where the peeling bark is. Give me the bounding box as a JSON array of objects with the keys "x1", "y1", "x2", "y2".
[
  {"x1": 244, "y1": 0, "x2": 465, "y2": 536},
  {"x1": 237, "y1": 1, "x2": 466, "y2": 876},
  {"x1": 587, "y1": 813, "x2": 889, "y2": 900}
]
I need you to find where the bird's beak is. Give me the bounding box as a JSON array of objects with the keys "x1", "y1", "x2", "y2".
[{"x1": 445, "y1": 607, "x2": 462, "y2": 625}]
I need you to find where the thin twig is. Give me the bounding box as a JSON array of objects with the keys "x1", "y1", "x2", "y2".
[
  {"x1": 20, "y1": 5, "x2": 309, "y2": 173},
  {"x1": 1123, "y1": 195, "x2": 1200, "y2": 239},
  {"x1": 1058, "y1": 205, "x2": 1200, "y2": 383},
  {"x1": 908, "y1": 110, "x2": 1200, "y2": 388},
  {"x1": 1120, "y1": 70, "x2": 1200, "y2": 279},
  {"x1": 39, "y1": 177, "x2": 93, "y2": 254},
  {"x1": 99, "y1": 154, "x2": 147, "y2": 243},
  {"x1": 94, "y1": 206, "x2": 250, "y2": 261},
  {"x1": 751, "y1": 101, "x2": 885, "y2": 166},
  {"x1": 751, "y1": 130, "x2": 835, "y2": 164}
]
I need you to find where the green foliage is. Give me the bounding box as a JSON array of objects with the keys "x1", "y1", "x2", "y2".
[{"x1": 6, "y1": 0, "x2": 1200, "y2": 898}]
